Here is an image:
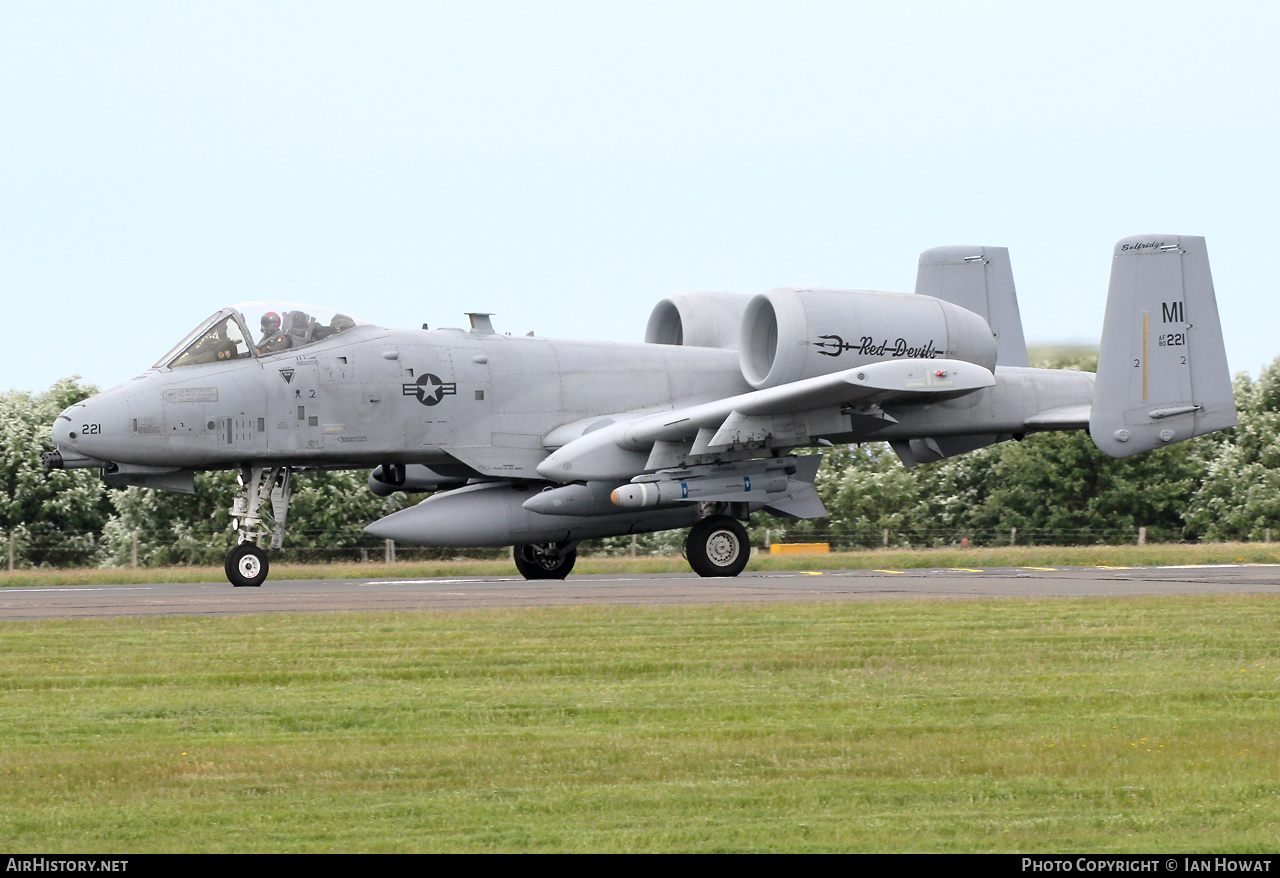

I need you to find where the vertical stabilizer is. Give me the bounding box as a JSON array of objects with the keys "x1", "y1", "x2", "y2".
[
  {"x1": 915, "y1": 245, "x2": 1029, "y2": 367},
  {"x1": 1090, "y1": 235, "x2": 1236, "y2": 458}
]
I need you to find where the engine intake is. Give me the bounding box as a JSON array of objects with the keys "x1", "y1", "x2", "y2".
[{"x1": 645, "y1": 292, "x2": 753, "y2": 349}]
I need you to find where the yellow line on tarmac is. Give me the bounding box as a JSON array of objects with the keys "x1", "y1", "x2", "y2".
[
  {"x1": 1022, "y1": 566, "x2": 1058, "y2": 571},
  {"x1": 949, "y1": 568, "x2": 983, "y2": 573},
  {"x1": 875, "y1": 569, "x2": 904, "y2": 574},
  {"x1": 1095, "y1": 566, "x2": 1133, "y2": 570}
]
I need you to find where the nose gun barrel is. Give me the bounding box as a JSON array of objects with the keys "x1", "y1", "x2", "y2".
[{"x1": 41, "y1": 450, "x2": 103, "y2": 470}]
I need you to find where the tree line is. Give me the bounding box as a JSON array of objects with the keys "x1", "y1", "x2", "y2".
[{"x1": 3, "y1": 354, "x2": 1278, "y2": 568}]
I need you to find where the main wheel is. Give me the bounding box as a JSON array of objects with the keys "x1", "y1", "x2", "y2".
[
  {"x1": 686, "y1": 515, "x2": 750, "y2": 578},
  {"x1": 226, "y1": 543, "x2": 269, "y2": 587},
  {"x1": 513, "y1": 543, "x2": 577, "y2": 580}
]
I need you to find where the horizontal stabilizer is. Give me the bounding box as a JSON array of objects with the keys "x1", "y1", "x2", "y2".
[
  {"x1": 1023, "y1": 403, "x2": 1091, "y2": 431},
  {"x1": 1090, "y1": 235, "x2": 1237, "y2": 457}
]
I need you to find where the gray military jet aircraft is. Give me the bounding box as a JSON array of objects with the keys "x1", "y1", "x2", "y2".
[{"x1": 43, "y1": 235, "x2": 1236, "y2": 587}]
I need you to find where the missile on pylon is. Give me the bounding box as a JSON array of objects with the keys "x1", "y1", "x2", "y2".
[
  {"x1": 520, "y1": 481, "x2": 628, "y2": 517},
  {"x1": 610, "y1": 473, "x2": 788, "y2": 508}
]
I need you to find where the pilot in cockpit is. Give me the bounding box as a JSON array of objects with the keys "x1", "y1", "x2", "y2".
[
  {"x1": 255, "y1": 311, "x2": 292, "y2": 355},
  {"x1": 313, "y1": 313, "x2": 356, "y2": 341}
]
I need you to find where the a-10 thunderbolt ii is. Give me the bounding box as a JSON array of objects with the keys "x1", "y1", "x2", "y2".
[{"x1": 43, "y1": 234, "x2": 1236, "y2": 587}]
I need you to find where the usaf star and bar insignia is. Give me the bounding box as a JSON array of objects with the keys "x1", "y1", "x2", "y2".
[{"x1": 402, "y1": 373, "x2": 457, "y2": 406}]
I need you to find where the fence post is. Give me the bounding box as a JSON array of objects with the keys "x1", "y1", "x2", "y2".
[
  {"x1": 882, "y1": 528, "x2": 889, "y2": 548},
  {"x1": 7, "y1": 531, "x2": 13, "y2": 571},
  {"x1": 385, "y1": 539, "x2": 395, "y2": 563},
  {"x1": 1010, "y1": 527, "x2": 1017, "y2": 546},
  {"x1": 630, "y1": 534, "x2": 637, "y2": 557},
  {"x1": 764, "y1": 528, "x2": 771, "y2": 548},
  {"x1": 131, "y1": 532, "x2": 138, "y2": 568},
  {"x1": 1137, "y1": 527, "x2": 1147, "y2": 546}
]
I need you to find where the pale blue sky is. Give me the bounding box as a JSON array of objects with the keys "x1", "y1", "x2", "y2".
[{"x1": 3, "y1": 1, "x2": 1276, "y2": 393}]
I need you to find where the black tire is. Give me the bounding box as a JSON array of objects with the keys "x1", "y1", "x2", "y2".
[
  {"x1": 513, "y1": 544, "x2": 577, "y2": 580},
  {"x1": 226, "y1": 543, "x2": 269, "y2": 588},
  {"x1": 686, "y1": 515, "x2": 750, "y2": 578}
]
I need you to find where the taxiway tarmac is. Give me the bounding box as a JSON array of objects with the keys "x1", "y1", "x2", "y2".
[{"x1": 1, "y1": 564, "x2": 1278, "y2": 621}]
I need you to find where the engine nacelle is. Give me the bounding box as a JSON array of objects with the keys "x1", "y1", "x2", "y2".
[
  {"x1": 645, "y1": 291, "x2": 753, "y2": 350},
  {"x1": 738, "y1": 288, "x2": 998, "y2": 389}
]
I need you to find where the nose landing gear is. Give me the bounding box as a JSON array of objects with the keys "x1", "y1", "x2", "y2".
[{"x1": 225, "y1": 464, "x2": 292, "y2": 587}]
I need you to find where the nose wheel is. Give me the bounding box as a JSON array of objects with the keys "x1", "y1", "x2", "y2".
[{"x1": 226, "y1": 543, "x2": 269, "y2": 588}]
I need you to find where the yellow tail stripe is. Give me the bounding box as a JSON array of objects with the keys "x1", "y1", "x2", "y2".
[{"x1": 1142, "y1": 311, "x2": 1149, "y2": 401}]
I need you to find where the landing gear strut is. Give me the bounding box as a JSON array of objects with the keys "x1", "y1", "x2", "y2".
[
  {"x1": 513, "y1": 542, "x2": 577, "y2": 580},
  {"x1": 686, "y1": 514, "x2": 750, "y2": 578},
  {"x1": 225, "y1": 464, "x2": 293, "y2": 587}
]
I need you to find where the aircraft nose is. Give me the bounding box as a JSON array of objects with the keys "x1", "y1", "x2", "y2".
[{"x1": 51, "y1": 412, "x2": 74, "y2": 447}]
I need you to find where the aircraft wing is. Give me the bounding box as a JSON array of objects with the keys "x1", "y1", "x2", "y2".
[{"x1": 537, "y1": 357, "x2": 995, "y2": 482}]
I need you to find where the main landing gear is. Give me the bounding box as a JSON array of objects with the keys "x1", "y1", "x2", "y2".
[
  {"x1": 509, "y1": 509, "x2": 752, "y2": 582},
  {"x1": 225, "y1": 464, "x2": 293, "y2": 587},
  {"x1": 513, "y1": 542, "x2": 578, "y2": 580},
  {"x1": 685, "y1": 514, "x2": 750, "y2": 578}
]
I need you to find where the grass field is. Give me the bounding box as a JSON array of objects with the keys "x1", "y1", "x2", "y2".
[
  {"x1": 2, "y1": 541, "x2": 1278, "y2": 587},
  {"x1": 1, "y1": 596, "x2": 1278, "y2": 852}
]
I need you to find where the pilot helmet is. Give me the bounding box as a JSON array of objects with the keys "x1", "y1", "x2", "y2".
[{"x1": 261, "y1": 312, "x2": 281, "y2": 334}]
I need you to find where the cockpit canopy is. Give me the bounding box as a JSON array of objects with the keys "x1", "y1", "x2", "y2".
[{"x1": 157, "y1": 303, "x2": 367, "y2": 369}]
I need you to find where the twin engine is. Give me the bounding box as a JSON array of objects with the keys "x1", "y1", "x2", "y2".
[{"x1": 646, "y1": 288, "x2": 998, "y2": 389}]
